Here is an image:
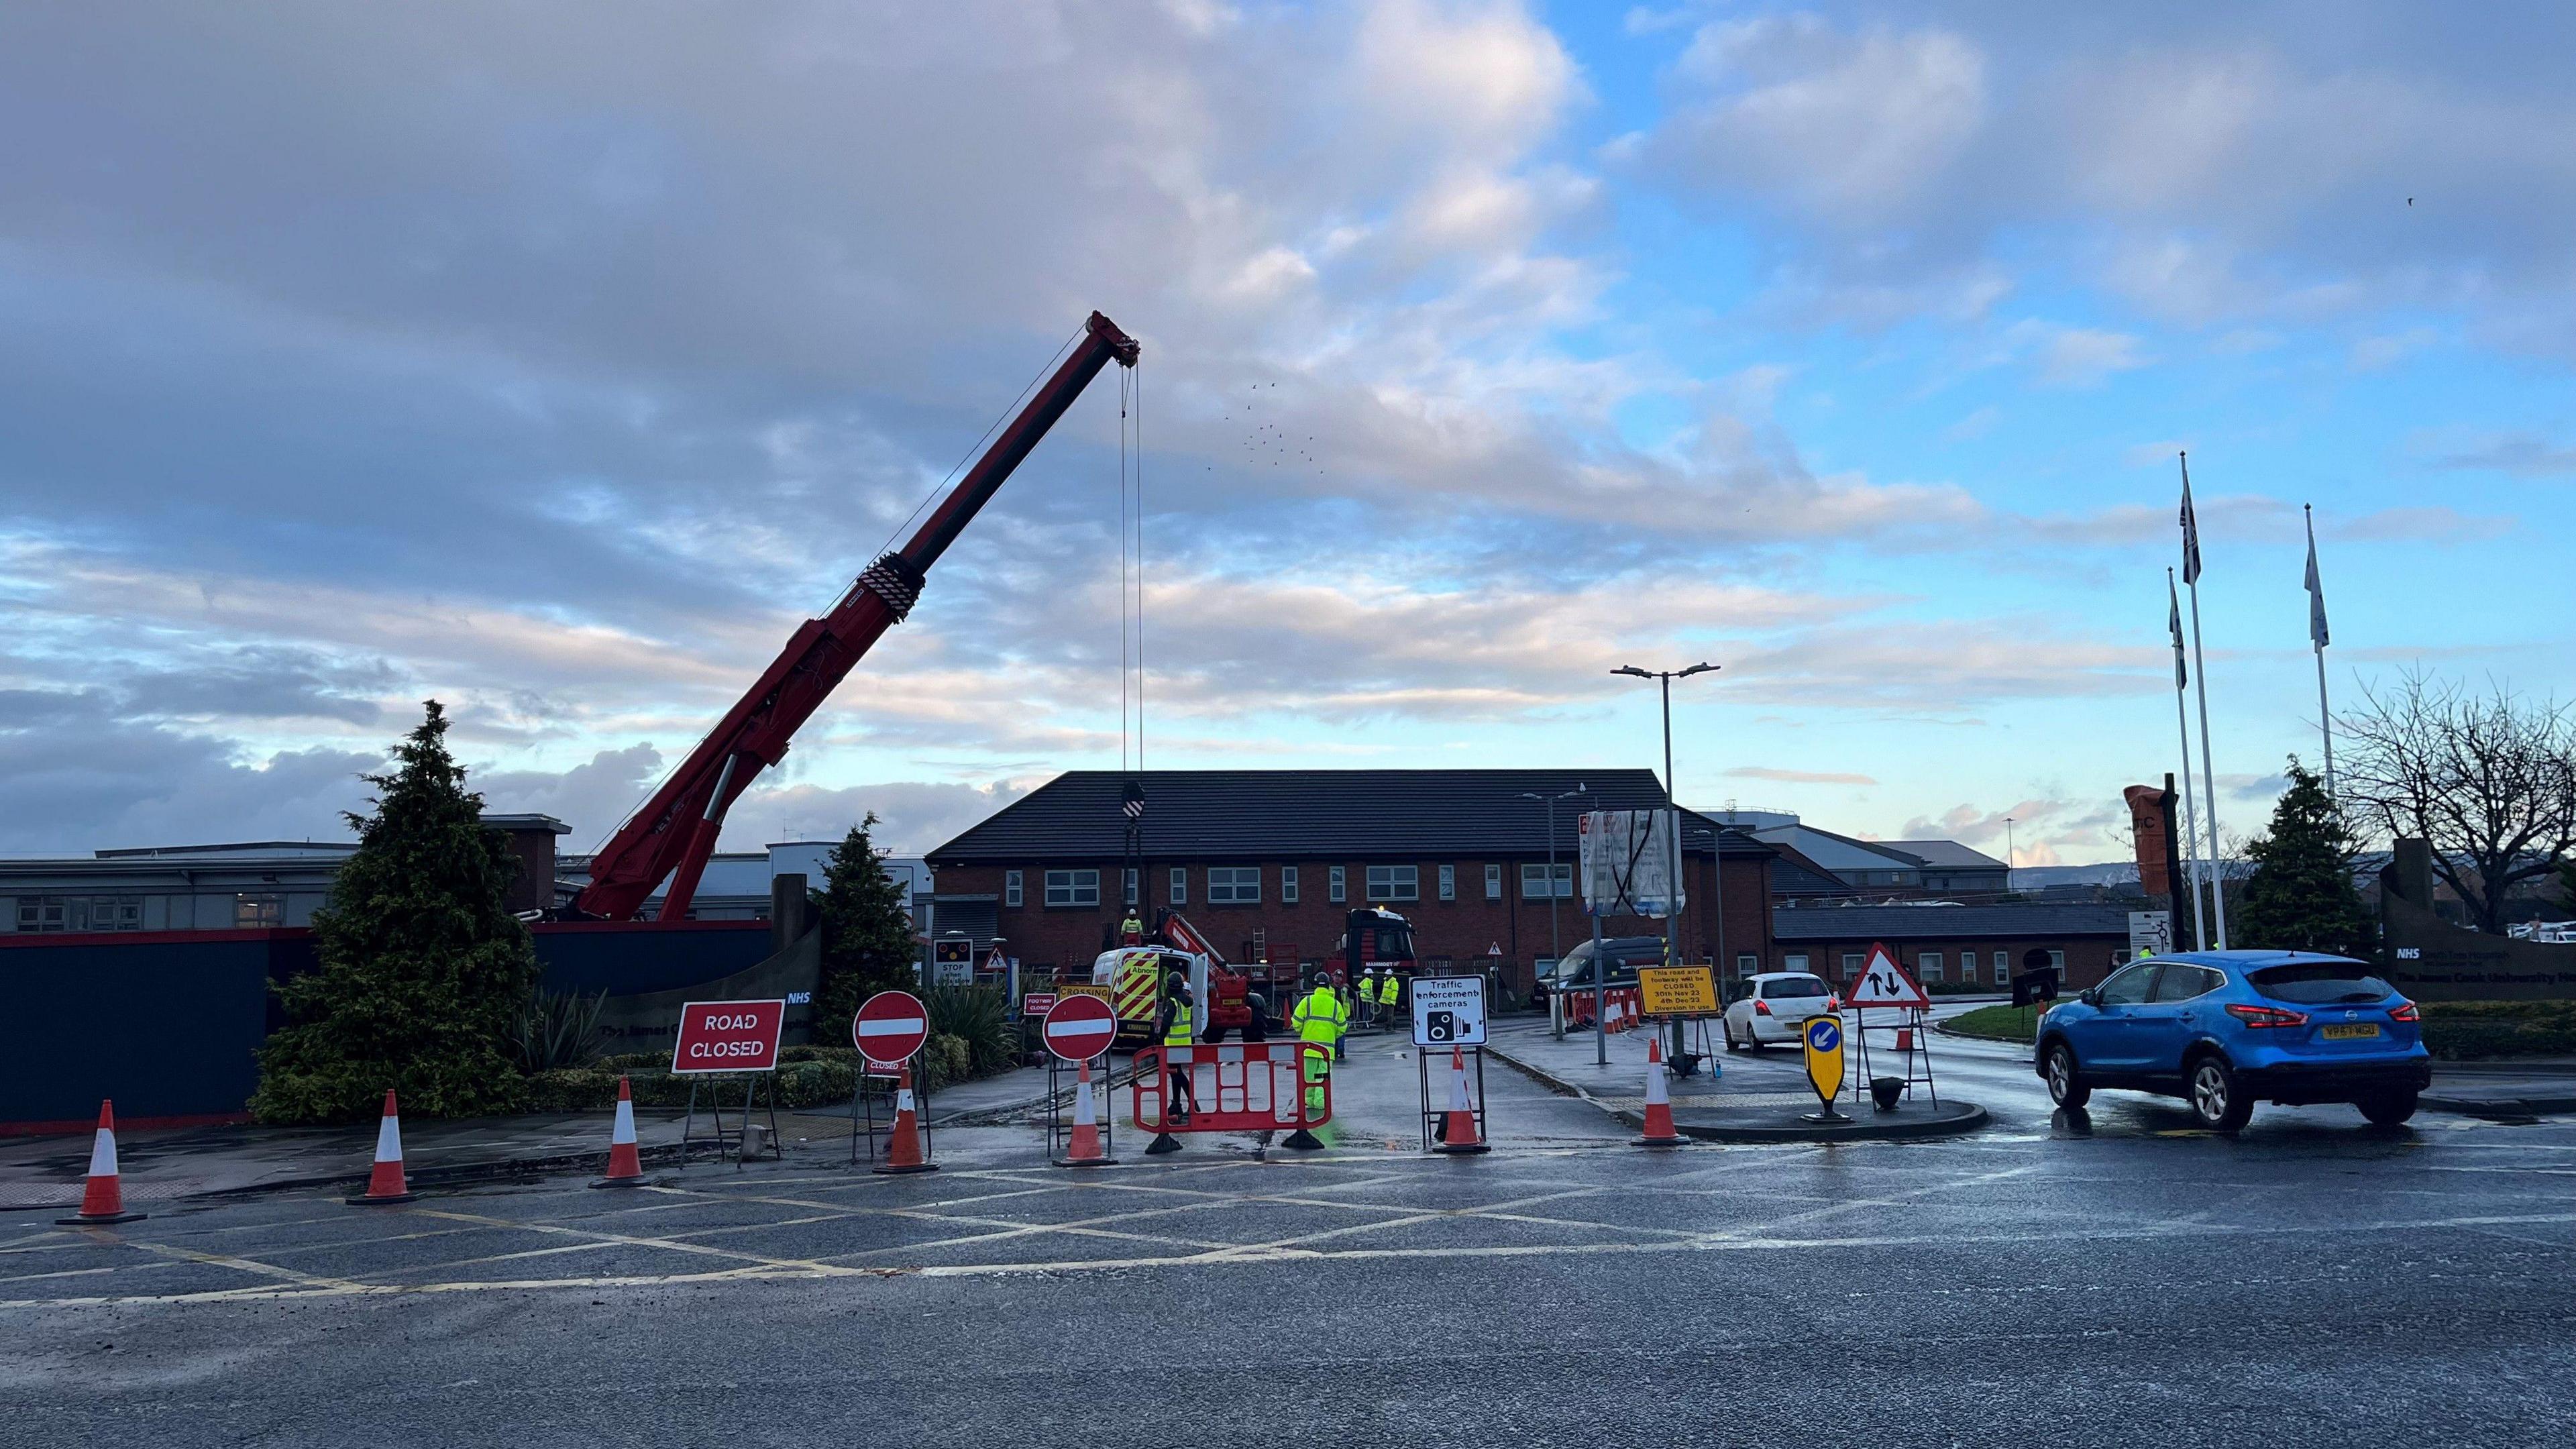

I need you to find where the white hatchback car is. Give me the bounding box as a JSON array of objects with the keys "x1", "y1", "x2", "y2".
[{"x1": 1723, "y1": 971, "x2": 1841, "y2": 1051}]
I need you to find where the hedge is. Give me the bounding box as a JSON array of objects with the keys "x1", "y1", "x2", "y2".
[{"x1": 2420, "y1": 1002, "x2": 2576, "y2": 1061}]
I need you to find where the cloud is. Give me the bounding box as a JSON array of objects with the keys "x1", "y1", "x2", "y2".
[
  {"x1": 2007, "y1": 321, "x2": 2151, "y2": 388},
  {"x1": 2431, "y1": 432, "x2": 2576, "y2": 477},
  {"x1": 1725, "y1": 765, "x2": 1877, "y2": 786}
]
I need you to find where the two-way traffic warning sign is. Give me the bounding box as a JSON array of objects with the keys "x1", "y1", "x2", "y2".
[{"x1": 1847, "y1": 943, "x2": 1932, "y2": 1010}]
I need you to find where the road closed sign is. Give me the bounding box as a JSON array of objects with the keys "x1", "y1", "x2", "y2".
[
  {"x1": 670, "y1": 999, "x2": 786, "y2": 1074},
  {"x1": 1409, "y1": 975, "x2": 1488, "y2": 1048}
]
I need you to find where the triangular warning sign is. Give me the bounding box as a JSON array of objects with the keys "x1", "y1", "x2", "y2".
[{"x1": 1846, "y1": 943, "x2": 1931, "y2": 1010}]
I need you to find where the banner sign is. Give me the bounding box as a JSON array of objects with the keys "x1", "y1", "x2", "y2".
[
  {"x1": 670, "y1": 999, "x2": 786, "y2": 1074},
  {"x1": 1576, "y1": 810, "x2": 1684, "y2": 918}
]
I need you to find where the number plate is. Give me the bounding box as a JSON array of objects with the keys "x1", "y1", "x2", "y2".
[{"x1": 2320, "y1": 1023, "x2": 2381, "y2": 1040}]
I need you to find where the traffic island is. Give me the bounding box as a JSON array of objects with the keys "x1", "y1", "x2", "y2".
[
  {"x1": 1630, "y1": 1097, "x2": 1988, "y2": 1144},
  {"x1": 1484, "y1": 1030, "x2": 1990, "y2": 1144}
]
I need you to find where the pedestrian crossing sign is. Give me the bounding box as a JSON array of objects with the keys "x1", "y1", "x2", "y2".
[{"x1": 1846, "y1": 943, "x2": 1931, "y2": 1010}]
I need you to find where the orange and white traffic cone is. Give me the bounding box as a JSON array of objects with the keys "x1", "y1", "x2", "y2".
[
  {"x1": 872, "y1": 1066, "x2": 938, "y2": 1176},
  {"x1": 56, "y1": 1099, "x2": 146, "y2": 1226},
  {"x1": 1635, "y1": 1035, "x2": 1685, "y2": 1147},
  {"x1": 590, "y1": 1076, "x2": 651, "y2": 1188},
  {"x1": 347, "y1": 1089, "x2": 418, "y2": 1205},
  {"x1": 1432, "y1": 1047, "x2": 1489, "y2": 1155},
  {"x1": 1054, "y1": 1058, "x2": 1118, "y2": 1169}
]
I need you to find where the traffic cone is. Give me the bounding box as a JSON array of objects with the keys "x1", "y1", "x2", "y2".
[
  {"x1": 56, "y1": 1099, "x2": 146, "y2": 1226},
  {"x1": 1431, "y1": 1047, "x2": 1489, "y2": 1155},
  {"x1": 590, "y1": 1076, "x2": 651, "y2": 1188},
  {"x1": 871, "y1": 1066, "x2": 938, "y2": 1175},
  {"x1": 347, "y1": 1089, "x2": 418, "y2": 1204},
  {"x1": 1634, "y1": 1036, "x2": 1684, "y2": 1148},
  {"x1": 1055, "y1": 1057, "x2": 1118, "y2": 1168}
]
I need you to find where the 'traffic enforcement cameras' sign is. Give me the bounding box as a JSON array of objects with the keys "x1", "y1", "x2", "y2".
[{"x1": 1409, "y1": 975, "x2": 1488, "y2": 1048}]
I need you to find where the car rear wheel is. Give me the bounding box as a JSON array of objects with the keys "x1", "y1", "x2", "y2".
[
  {"x1": 2044, "y1": 1042, "x2": 2090, "y2": 1109},
  {"x1": 2188, "y1": 1055, "x2": 2253, "y2": 1132},
  {"x1": 2358, "y1": 1090, "x2": 2419, "y2": 1127}
]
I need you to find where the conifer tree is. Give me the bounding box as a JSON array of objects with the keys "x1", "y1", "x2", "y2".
[
  {"x1": 2236, "y1": 759, "x2": 2378, "y2": 960},
  {"x1": 815, "y1": 814, "x2": 920, "y2": 1027},
  {"x1": 252, "y1": 701, "x2": 541, "y2": 1123}
]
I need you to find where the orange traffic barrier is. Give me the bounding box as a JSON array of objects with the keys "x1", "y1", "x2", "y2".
[
  {"x1": 591, "y1": 1075, "x2": 649, "y2": 1188},
  {"x1": 1055, "y1": 1057, "x2": 1116, "y2": 1168},
  {"x1": 1635, "y1": 1036, "x2": 1684, "y2": 1147},
  {"x1": 873, "y1": 1066, "x2": 938, "y2": 1176},
  {"x1": 1432, "y1": 1047, "x2": 1489, "y2": 1155},
  {"x1": 57, "y1": 1099, "x2": 146, "y2": 1226},
  {"x1": 348, "y1": 1089, "x2": 418, "y2": 1205}
]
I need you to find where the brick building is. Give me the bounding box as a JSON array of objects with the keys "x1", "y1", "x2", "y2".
[
  {"x1": 925, "y1": 769, "x2": 1778, "y2": 1000},
  {"x1": 1768, "y1": 902, "x2": 2137, "y2": 990}
]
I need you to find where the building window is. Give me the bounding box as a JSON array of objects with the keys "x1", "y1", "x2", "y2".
[
  {"x1": 1208, "y1": 866, "x2": 1260, "y2": 904},
  {"x1": 1919, "y1": 951, "x2": 1943, "y2": 983},
  {"x1": 235, "y1": 895, "x2": 283, "y2": 928},
  {"x1": 1283, "y1": 866, "x2": 1299, "y2": 904},
  {"x1": 1485, "y1": 863, "x2": 1502, "y2": 900},
  {"x1": 1366, "y1": 865, "x2": 1418, "y2": 902},
  {"x1": 1165, "y1": 867, "x2": 1187, "y2": 906},
  {"x1": 85, "y1": 899, "x2": 142, "y2": 932},
  {"x1": 1736, "y1": 953, "x2": 1759, "y2": 978},
  {"x1": 1438, "y1": 865, "x2": 1455, "y2": 902},
  {"x1": 1841, "y1": 952, "x2": 1865, "y2": 981},
  {"x1": 1004, "y1": 870, "x2": 1023, "y2": 908},
  {"x1": 1994, "y1": 950, "x2": 2010, "y2": 985},
  {"x1": 1784, "y1": 953, "x2": 1809, "y2": 972},
  {"x1": 1519, "y1": 862, "x2": 1573, "y2": 899},
  {"x1": 2112, "y1": 949, "x2": 2132, "y2": 968},
  {"x1": 1124, "y1": 868, "x2": 1138, "y2": 907},
  {"x1": 1042, "y1": 869, "x2": 1099, "y2": 908},
  {"x1": 15, "y1": 897, "x2": 66, "y2": 933},
  {"x1": 2048, "y1": 949, "x2": 2065, "y2": 973},
  {"x1": 1329, "y1": 866, "x2": 1346, "y2": 904}
]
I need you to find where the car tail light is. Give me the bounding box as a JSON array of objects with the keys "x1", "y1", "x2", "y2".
[
  {"x1": 2388, "y1": 1000, "x2": 2420, "y2": 1023},
  {"x1": 1754, "y1": 999, "x2": 1772, "y2": 1016},
  {"x1": 2225, "y1": 1002, "x2": 2310, "y2": 1029}
]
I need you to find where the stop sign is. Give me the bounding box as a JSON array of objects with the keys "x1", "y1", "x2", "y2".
[
  {"x1": 1042, "y1": 994, "x2": 1118, "y2": 1064},
  {"x1": 853, "y1": 989, "x2": 929, "y2": 1067}
]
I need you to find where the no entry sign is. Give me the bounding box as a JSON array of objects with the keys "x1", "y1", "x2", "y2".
[
  {"x1": 1042, "y1": 994, "x2": 1119, "y2": 1063},
  {"x1": 854, "y1": 989, "x2": 930, "y2": 1068},
  {"x1": 671, "y1": 999, "x2": 786, "y2": 1074}
]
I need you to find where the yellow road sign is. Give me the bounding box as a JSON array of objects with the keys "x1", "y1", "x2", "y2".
[
  {"x1": 1803, "y1": 1016, "x2": 1845, "y2": 1106},
  {"x1": 1637, "y1": 965, "x2": 1717, "y2": 1016}
]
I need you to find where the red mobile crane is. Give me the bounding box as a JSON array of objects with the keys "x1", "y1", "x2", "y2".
[{"x1": 572, "y1": 311, "x2": 1141, "y2": 921}]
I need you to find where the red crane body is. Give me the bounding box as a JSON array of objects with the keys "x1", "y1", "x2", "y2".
[{"x1": 574, "y1": 311, "x2": 1140, "y2": 921}]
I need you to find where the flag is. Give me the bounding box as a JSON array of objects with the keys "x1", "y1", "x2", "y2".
[
  {"x1": 2178, "y1": 453, "x2": 2202, "y2": 585},
  {"x1": 2303, "y1": 506, "x2": 2329, "y2": 648},
  {"x1": 2167, "y1": 572, "x2": 2188, "y2": 689}
]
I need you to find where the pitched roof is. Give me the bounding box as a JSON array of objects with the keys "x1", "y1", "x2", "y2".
[
  {"x1": 1772, "y1": 902, "x2": 2133, "y2": 941},
  {"x1": 1750, "y1": 823, "x2": 1923, "y2": 875},
  {"x1": 927, "y1": 769, "x2": 1779, "y2": 863},
  {"x1": 1877, "y1": 839, "x2": 2008, "y2": 871}
]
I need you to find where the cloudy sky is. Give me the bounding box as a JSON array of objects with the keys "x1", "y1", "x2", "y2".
[{"x1": 4, "y1": 1, "x2": 2569, "y2": 869}]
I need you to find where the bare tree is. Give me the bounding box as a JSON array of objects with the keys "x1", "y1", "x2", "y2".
[{"x1": 2339, "y1": 669, "x2": 2576, "y2": 934}]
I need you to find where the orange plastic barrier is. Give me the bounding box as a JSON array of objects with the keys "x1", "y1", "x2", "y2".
[{"x1": 1131, "y1": 1042, "x2": 1332, "y2": 1134}]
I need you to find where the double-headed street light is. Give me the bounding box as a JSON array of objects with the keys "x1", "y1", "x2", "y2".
[
  {"x1": 1612, "y1": 661, "x2": 1719, "y2": 1069},
  {"x1": 1518, "y1": 783, "x2": 1587, "y2": 1037}
]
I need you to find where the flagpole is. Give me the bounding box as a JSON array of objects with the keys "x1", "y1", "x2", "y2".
[
  {"x1": 2168, "y1": 568, "x2": 2208, "y2": 952},
  {"x1": 2180, "y1": 453, "x2": 2229, "y2": 949},
  {"x1": 2306, "y1": 504, "x2": 2335, "y2": 797}
]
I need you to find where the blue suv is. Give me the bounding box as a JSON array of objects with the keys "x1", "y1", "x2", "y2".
[{"x1": 2035, "y1": 951, "x2": 2432, "y2": 1131}]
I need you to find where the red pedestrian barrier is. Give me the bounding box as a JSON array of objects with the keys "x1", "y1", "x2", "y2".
[
  {"x1": 1131, "y1": 1042, "x2": 1332, "y2": 1140},
  {"x1": 57, "y1": 1099, "x2": 146, "y2": 1226},
  {"x1": 348, "y1": 1089, "x2": 417, "y2": 1205}
]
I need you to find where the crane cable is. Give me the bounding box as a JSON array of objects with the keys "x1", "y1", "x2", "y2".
[{"x1": 1118, "y1": 358, "x2": 1147, "y2": 773}]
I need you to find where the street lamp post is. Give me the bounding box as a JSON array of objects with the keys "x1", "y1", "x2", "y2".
[
  {"x1": 2004, "y1": 817, "x2": 2017, "y2": 895},
  {"x1": 1613, "y1": 661, "x2": 1718, "y2": 1070},
  {"x1": 1519, "y1": 784, "x2": 1587, "y2": 1038}
]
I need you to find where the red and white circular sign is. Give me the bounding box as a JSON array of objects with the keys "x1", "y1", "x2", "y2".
[
  {"x1": 853, "y1": 989, "x2": 929, "y2": 1067},
  {"x1": 1042, "y1": 994, "x2": 1119, "y2": 1064}
]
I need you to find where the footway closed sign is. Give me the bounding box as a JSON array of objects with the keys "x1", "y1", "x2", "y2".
[{"x1": 670, "y1": 999, "x2": 786, "y2": 1073}]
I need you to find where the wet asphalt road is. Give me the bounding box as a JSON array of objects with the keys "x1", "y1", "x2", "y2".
[{"x1": 5, "y1": 1035, "x2": 2573, "y2": 1448}]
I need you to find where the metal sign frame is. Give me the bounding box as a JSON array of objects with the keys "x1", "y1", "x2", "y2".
[{"x1": 1415, "y1": 1046, "x2": 1490, "y2": 1152}]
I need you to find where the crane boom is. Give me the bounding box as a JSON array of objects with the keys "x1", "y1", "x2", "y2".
[{"x1": 574, "y1": 311, "x2": 1140, "y2": 920}]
